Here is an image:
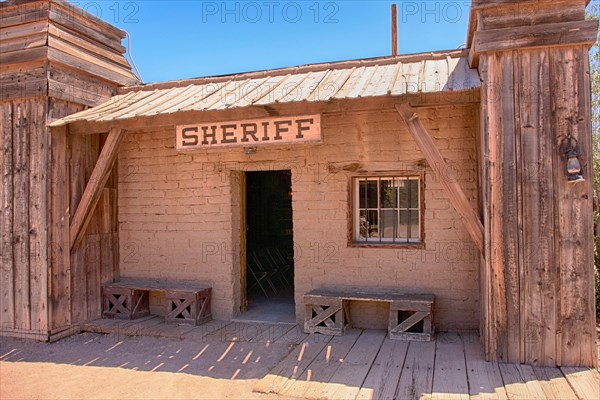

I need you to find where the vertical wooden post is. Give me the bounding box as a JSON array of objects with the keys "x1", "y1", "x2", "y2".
[
  {"x1": 469, "y1": 0, "x2": 598, "y2": 367},
  {"x1": 391, "y1": 4, "x2": 398, "y2": 56}
]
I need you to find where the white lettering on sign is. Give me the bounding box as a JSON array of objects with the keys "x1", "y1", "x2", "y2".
[{"x1": 176, "y1": 114, "x2": 321, "y2": 150}]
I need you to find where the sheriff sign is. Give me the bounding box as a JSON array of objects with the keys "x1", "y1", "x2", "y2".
[{"x1": 176, "y1": 114, "x2": 321, "y2": 150}]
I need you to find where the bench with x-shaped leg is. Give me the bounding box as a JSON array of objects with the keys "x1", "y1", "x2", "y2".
[
  {"x1": 102, "y1": 279, "x2": 212, "y2": 326},
  {"x1": 304, "y1": 288, "x2": 434, "y2": 341},
  {"x1": 165, "y1": 288, "x2": 211, "y2": 325}
]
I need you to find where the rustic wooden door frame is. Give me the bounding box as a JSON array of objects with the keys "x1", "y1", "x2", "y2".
[{"x1": 240, "y1": 171, "x2": 248, "y2": 313}]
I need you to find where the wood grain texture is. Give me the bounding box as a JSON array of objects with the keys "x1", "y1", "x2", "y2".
[
  {"x1": 499, "y1": 364, "x2": 546, "y2": 399},
  {"x1": 13, "y1": 102, "x2": 31, "y2": 332},
  {"x1": 355, "y1": 337, "x2": 409, "y2": 400},
  {"x1": 532, "y1": 366, "x2": 578, "y2": 399},
  {"x1": 432, "y1": 332, "x2": 469, "y2": 400},
  {"x1": 279, "y1": 329, "x2": 361, "y2": 399},
  {"x1": 28, "y1": 97, "x2": 49, "y2": 333},
  {"x1": 472, "y1": 20, "x2": 598, "y2": 62},
  {"x1": 551, "y1": 46, "x2": 596, "y2": 368},
  {"x1": 474, "y1": 0, "x2": 597, "y2": 368},
  {"x1": 48, "y1": 122, "x2": 70, "y2": 331},
  {"x1": 69, "y1": 127, "x2": 125, "y2": 251},
  {"x1": 1, "y1": 102, "x2": 15, "y2": 330},
  {"x1": 395, "y1": 339, "x2": 436, "y2": 400},
  {"x1": 323, "y1": 329, "x2": 386, "y2": 400},
  {"x1": 253, "y1": 335, "x2": 333, "y2": 394},
  {"x1": 462, "y1": 332, "x2": 507, "y2": 399},
  {"x1": 560, "y1": 367, "x2": 600, "y2": 400}
]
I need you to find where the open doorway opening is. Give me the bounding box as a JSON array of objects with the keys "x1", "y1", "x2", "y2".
[{"x1": 242, "y1": 170, "x2": 295, "y2": 323}]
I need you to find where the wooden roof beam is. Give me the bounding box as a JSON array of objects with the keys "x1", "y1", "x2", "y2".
[
  {"x1": 69, "y1": 127, "x2": 126, "y2": 251},
  {"x1": 395, "y1": 103, "x2": 484, "y2": 254}
]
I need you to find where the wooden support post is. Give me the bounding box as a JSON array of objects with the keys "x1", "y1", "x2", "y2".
[
  {"x1": 391, "y1": 4, "x2": 398, "y2": 56},
  {"x1": 396, "y1": 103, "x2": 484, "y2": 254},
  {"x1": 69, "y1": 127, "x2": 125, "y2": 251}
]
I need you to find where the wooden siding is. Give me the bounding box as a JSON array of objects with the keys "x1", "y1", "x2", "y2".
[
  {"x1": 474, "y1": 0, "x2": 597, "y2": 367},
  {"x1": 0, "y1": 0, "x2": 137, "y2": 104},
  {"x1": 1, "y1": 99, "x2": 49, "y2": 338},
  {"x1": 0, "y1": 0, "x2": 134, "y2": 340}
]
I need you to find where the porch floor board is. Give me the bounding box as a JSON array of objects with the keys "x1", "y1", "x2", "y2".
[{"x1": 80, "y1": 318, "x2": 599, "y2": 400}]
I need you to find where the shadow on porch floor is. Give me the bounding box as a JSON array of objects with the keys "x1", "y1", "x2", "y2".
[{"x1": 79, "y1": 317, "x2": 600, "y2": 399}]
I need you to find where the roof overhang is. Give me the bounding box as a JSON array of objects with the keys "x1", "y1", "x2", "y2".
[{"x1": 50, "y1": 49, "x2": 481, "y2": 134}]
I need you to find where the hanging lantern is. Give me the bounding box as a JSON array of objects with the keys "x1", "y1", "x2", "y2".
[{"x1": 565, "y1": 148, "x2": 584, "y2": 183}]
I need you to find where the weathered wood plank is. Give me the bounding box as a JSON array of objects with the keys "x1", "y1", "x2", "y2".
[
  {"x1": 86, "y1": 234, "x2": 101, "y2": 320},
  {"x1": 306, "y1": 288, "x2": 434, "y2": 304},
  {"x1": 355, "y1": 338, "x2": 409, "y2": 400},
  {"x1": 0, "y1": 32, "x2": 47, "y2": 54},
  {"x1": 324, "y1": 329, "x2": 387, "y2": 400},
  {"x1": 0, "y1": 20, "x2": 48, "y2": 42},
  {"x1": 249, "y1": 323, "x2": 299, "y2": 343},
  {"x1": 98, "y1": 189, "x2": 116, "y2": 291},
  {"x1": 498, "y1": 364, "x2": 546, "y2": 400},
  {"x1": 280, "y1": 329, "x2": 362, "y2": 398},
  {"x1": 47, "y1": 64, "x2": 115, "y2": 107},
  {"x1": 532, "y1": 366, "x2": 578, "y2": 399},
  {"x1": 472, "y1": 20, "x2": 598, "y2": 57},
  {"x1": 0, "y1": 0, "x2": 49, "y2": 28},
  {"x1": 0, "y1": 66, "x2": 47, "y2": 99},
  {"x1": 476, "y1": 1, "x2": 584, "y2": 31},
  {"x1": 48, "y1": 107, "x2": 73, "y2": 330},
  {"x1": 48, "y1": 47, "x2": 136, "y2": 87},
  {"x1": 253, "y1": 333, "x2": 332, "y2": 394},
  {"x1": 68, "y1": 130, "x2": 87, "y2": 323},
  {"x1": 461, "y1": 332, "x2": 507, "y2": 399},
  {"x1": 560, "y1": 367, "x2": 600, "y2": 400},
  {"x1": 552, "y1": 46, "x2": 597, "y2": 368},
  {"x1": 48, "y1": 36, "x2": 137, "y2": 81},
  {"x1": 70, "y1": 241, "x2": 86, "y2": 323},
  {"x1": 432, "y1": 332, "x2": 469, "y2": 400},
  {"x1": 395, "y1": 339, "x2": 436, "y2": 400},
  {"x1": 517, "y1": 48, "x2": 558, "y2": 366},
  {"x1": 498, "y1": 51, "x2": 522, "y2": 365},
  {"x1": 47, "y1": 24, "x2": 131, "y2": 68},
  {"x1": 396, "y1": 103, "x2": 484, "y2": 253},
  {"x1": 28, "y1": 97, "x2": 49, "y2": 333},
  {"x1": 70, "y1": 127, "x2": 126, "y2": 251},
  {"x1": 48, "y1": 5, "x2": 125, "y2": 53},
  {"x1": 0, "y1": 102, "x2": 15, "y2": 330},
  {"x1": 13, "y1": 101, "x2": 31, "y2": 331}
]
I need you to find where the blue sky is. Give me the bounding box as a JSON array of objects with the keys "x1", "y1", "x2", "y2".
[{"x1": 73, "y1": 1, "x2": 472, "y2": 83}]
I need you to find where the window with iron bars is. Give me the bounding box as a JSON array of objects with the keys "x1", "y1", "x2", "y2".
[{"x1": 353, "y1": 176, "x2": 421, "y2": 244}]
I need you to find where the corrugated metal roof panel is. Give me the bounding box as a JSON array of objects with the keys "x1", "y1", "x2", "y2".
[{"x1": 50, "y1": 51, "x2": 480, "y2": 127}]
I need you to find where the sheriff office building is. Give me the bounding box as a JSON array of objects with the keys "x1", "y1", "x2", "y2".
[{"x1": 0, "y1": 0, "x2": 598, "y2": 368}]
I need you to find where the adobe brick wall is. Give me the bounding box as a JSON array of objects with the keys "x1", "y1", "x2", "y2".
[{"x1": 117, "y1": 103, "x2": 480, "y2": 329}]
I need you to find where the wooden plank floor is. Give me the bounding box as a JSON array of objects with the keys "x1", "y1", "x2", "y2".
[
  {"x1": 83, "y1": 319, "x2": 599, "y2": 400},
  {"x1": 251, "y1": 330, "x2": 599, "y2": 400}
]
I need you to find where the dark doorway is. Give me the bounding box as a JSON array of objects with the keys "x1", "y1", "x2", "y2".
[{"x1": 243, "y1": 170, "x2": 295, "y2": 322}]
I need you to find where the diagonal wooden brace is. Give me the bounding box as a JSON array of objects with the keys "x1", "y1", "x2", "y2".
[
  {"x1": 396, "y1": 103, "x2": 484, "y2": 254},
  {"x1": 70, "y1": 127, "x2": 127, "y2": 251},
  {"x1": 391, "y1": 311, "x2": 428, "y2": 334}
]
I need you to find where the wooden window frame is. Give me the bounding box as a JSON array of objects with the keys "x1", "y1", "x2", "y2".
[{"x1": 348, "y1": 171, "x2": 425, "y2": 249}]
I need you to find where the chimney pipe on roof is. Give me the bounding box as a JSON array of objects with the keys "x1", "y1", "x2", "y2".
[{"x1": 392, "y1": 4, "x2": 398, "y2": 56}]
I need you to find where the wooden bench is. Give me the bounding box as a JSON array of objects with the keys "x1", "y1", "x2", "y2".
[
  {"x1": 102, "y1": 279, "x2": 212, "y2": 325},
  {"x1": 304, "y1": 288, "x2": 434, "y2": 341}
]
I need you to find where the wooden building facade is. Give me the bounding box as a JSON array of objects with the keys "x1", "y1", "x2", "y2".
[
  {"x1": 0, "y1": 0, "x2": 138, "y2": 340},
  {"x1": 0, "y1": 0, "x2": 598, "y2": 367}
]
